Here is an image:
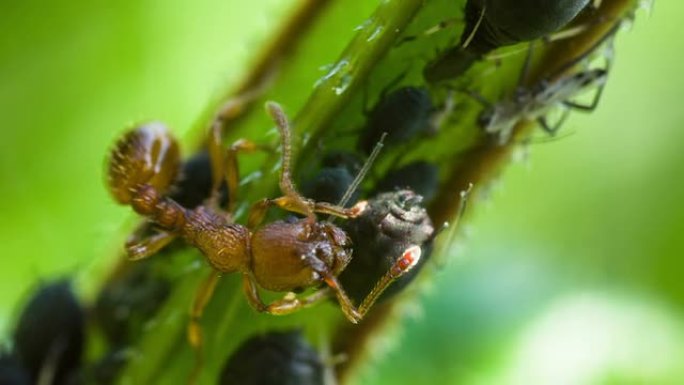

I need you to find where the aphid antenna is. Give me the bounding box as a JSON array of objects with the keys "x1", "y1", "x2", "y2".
[
  {"x1": 434, "y1": 183, "x2": 474, "y2": 262},
  {"x1": 329, "y1": 133, "x2": 386, "y2": 220}
]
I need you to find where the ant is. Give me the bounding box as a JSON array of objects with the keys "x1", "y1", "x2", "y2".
[{"x1": 106, "y1": 102, "x2": 420, "y2": 381}]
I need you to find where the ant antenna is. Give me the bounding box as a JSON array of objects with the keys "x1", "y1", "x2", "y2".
[
  {"x1": 335, "y1": 132, "x2": 386, "y2": 209},
  {"x1": 266, "y1": 101, "x2": 316, "y2": 220}
]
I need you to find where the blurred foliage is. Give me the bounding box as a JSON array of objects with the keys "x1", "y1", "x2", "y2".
[{"x1": 1, "y1": 0, "x2": 683, "y2": 384}]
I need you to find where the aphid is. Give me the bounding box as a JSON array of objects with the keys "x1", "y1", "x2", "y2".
[
  {"x1": 339, "y1": 190, "x2": 434, "y2": 303},
  {"x1": 219, "y1": 330, "x2": 325, "y2": 385},
  {"x1": 424, "y1": 0, "x2": 592, "y2": 82},
  {"x1": 94, "y1": 259, "x2": 171, "y2": 347},
  {"x1": 374, "y1": 161, "x2": 440, "y2": 203},
  {"x1": 477, "y1": 67, "x2": 608, "y2": 144},
  {"x1": 12, "y1": 280, "x2": 84, "y2": 385},
  {"x1": 302, "y1": 152, "x2": 363, "y2": 206},
  {"x1": 106, "y1": 102, "x2": 420, "y2": 380},
  {"x1": 357, "y1": 87, "x2": 438, "y2": 155},
  {"x1": 169, "y1": 150, "x2": 229, "y2": 209},
  {"x1": 0, "y1": 352, "x2": 30, "y2": 385}
]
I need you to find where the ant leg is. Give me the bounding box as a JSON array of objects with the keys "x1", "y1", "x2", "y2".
[
  {"x1": 224, "y1": 139, "x2": 271, "y2": 212},
  {"x1": 242, "y1": 273, "x2": 330, "y2": 314},
  {"x1": 206, "y1": 77, "x2": 276, "y2": 209},
  {"x1": 125, "y1": 224, "x2": 177, "y2": 260},
  {"x1": 187, "y1": 270, "x2": 222, "y2": 385},
  {"x1": 208, "y1": 121, "x2": 272, "y2": 212},
  {"x1": 324, "y1": 245, "x2": 423, "y2": 323}
]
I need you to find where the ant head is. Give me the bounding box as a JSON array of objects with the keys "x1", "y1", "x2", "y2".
[
  {"x1": 251, "y1": 220, "x2": 352, "y2": 292},
  {"x1": 313, "y1": 222, "x2": 353, "y2": 277},
  {"x1": 107, "y1": 122, "x2": 180, "y2": 204}
]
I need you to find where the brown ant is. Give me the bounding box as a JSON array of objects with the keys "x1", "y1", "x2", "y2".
[{"x1": 106, "y1": 102, "x2": 420, "y2": 381}]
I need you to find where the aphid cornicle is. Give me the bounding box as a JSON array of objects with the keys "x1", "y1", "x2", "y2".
[
  {"x1": 219, "y1": 330, "x2": 325, "y2": 385},
  {"x1": 106, "y1": 101, "x2": 421, "y2": 381},
  {"x1": 424, "y1": 0, "x2": 592, "y2": 82},
  {"x1": 339, "y1": 190, "x2": 435, "y2": 303},
  {"x1": 12, "y1": 280, "x2": 84, "y2": 385}
]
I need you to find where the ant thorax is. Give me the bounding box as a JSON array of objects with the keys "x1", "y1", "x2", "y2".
[{"x1": 251, "y1": 219, "x2": 352, "y2": 292}]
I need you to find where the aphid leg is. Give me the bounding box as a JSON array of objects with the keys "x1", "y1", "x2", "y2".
[
  {"x1": 242, "y1": 273, "x2": 330, "y2": 314},
  {"x1": 537, "y1": 108, "x2": 571, "y2": 135},
  {"x1": 125, "y1": 229, "x2": 177, "y2": 260},
  {"x1": 562, "y1": 80, "x2": 606, "y2": 111},
  {"x1": 187, "y1": 270, "x2": 222, "y2": 385},
  {"x1": 324, "y1": 245, "x2": 423, "y2": 323}
]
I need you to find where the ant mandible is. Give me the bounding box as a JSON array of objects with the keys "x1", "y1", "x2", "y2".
[{"x1": 106, "y1": 101, "x2": 420, "y2": 373}]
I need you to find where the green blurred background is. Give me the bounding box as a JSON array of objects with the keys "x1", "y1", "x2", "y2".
[{"x1": 1, "y1": 1, "x2": 682, "y2": 384}]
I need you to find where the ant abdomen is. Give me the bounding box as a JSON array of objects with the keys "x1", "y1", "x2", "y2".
[
  {"x1": 251, "y1": 220, "x2": 352, "y2": 292},
  {"x1": 107, "y1": 122, "x2": 180, "y2": 205}
]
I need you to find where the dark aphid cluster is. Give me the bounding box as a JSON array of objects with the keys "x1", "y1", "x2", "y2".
[
  {"x1": 5, "y1": 280, "x2": 85, "y2": 385},
  {"x1": 425, "y1": 0, "x2": 592, "y2": 82},
  {"x1": 219, "y1": 330, "x2": 325, "y2": 385},
  {"x1": 339, "y1": 190, "x2": 435, "y2": 304}
]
